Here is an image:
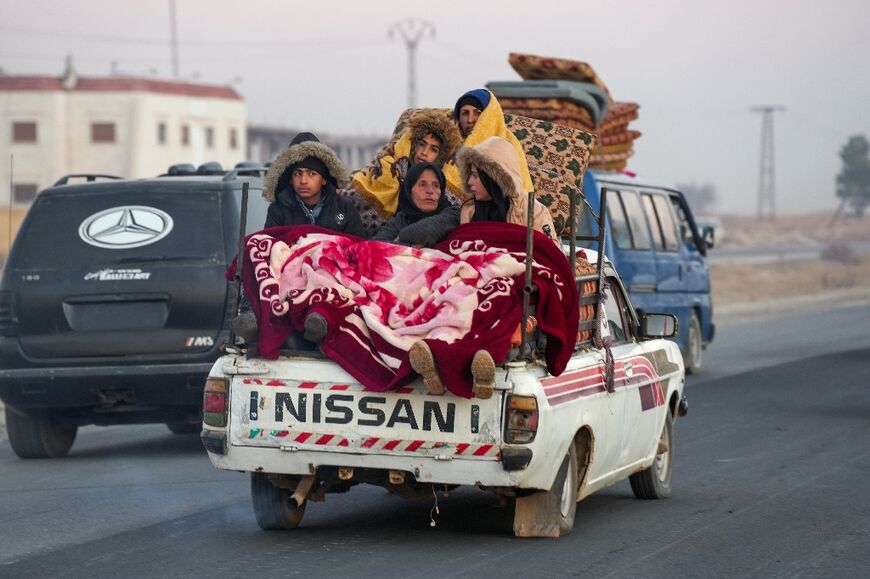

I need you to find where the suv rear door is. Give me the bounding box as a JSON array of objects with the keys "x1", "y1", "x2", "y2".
[{"x1": 11, "y1": 183, "x2": 228, "y2": 359}]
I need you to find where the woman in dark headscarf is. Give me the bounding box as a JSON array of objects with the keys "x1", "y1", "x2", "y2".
[{"x1": 371, "y1": 162, "x2": 459, "y2": 247}]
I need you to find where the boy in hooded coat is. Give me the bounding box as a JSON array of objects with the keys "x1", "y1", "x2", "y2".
[
  {"x1": 371, "y1": 162, "x2": 460, "y2": 247},
  {"x1": 263, "y1": 132, "x2": 365, "y2": 237},
  {"x1": 233, "y1": 132, "x2": 365, "y2": 344}
]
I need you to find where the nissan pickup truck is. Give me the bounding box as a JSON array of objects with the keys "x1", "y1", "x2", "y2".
[{"x1": 200, "y1": 246, "x2": 687, "y2": 537}]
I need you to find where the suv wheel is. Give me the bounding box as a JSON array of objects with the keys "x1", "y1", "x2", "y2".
[{"x1": 5, "y1": 407, "x2": 77, "y2": 459}]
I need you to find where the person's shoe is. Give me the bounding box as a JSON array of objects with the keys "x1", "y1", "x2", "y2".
[
  {"x1": 471, "y1": 350, "x2": 496, "y2": 399},
  {"x1": 231, "y1": 313, "x2": 258, "y2": 343},
  {"x1": 303, "y1": 312, "x2": 329, "y2": 343},
  {"x1": 408, "y1": 341, "x2": 445, "y2": 395}
]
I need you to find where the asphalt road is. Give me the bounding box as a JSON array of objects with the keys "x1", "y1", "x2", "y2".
[{"x1": 1, "y1": 304, "x2": 869, "y2": 578}]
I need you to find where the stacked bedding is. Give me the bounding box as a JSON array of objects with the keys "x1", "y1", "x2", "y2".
[{"x1": 493, "y1": 53, "x2": 642, "y2": 172}]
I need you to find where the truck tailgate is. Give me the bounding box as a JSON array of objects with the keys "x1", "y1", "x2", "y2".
[{"x1": 230, "y1": 377, "x2": 504, "y2": 460}]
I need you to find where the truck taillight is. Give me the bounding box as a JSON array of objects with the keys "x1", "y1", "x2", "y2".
[
  {"x1": 203, "y1": 377, "x2": 228, "y2": 427},
  {"x1": 505, "y1": 395, "x2": 538, "y2": 444}
]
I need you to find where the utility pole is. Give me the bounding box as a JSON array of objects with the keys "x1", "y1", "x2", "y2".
[
  {"x1": 751, "y1": 105, "x2": 786, "y2": 221},
  {"x1": 169, "y1": 0, "x2": 179, "y2": 79},
  {"x1": 388, "y1": 19, "x2": 435, "y2": 109}
]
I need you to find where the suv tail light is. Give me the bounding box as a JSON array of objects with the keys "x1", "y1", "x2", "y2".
[
  {"x1": 203, "y1": 377, "x2": 228, "y2": 427},
  {"x1": 0, "y1": 290, "x2": 18, "y2": 337},
  {"x1": 505, "y1": 395, "x2": 538, "y2": 443}
]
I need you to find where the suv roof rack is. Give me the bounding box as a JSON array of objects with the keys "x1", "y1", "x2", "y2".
[
  {"x1": 223, "y1": 164, "x2": 267, "y2": 181},
  {"x1": 53, "y1": 174, "x2": 123, "y2": 186},
  {"x1": 197, "y1": 162, "x2": 225, "y2": 175},
  {"x1": 163, "y1": 163, "x2": 197, "y2": 176}
]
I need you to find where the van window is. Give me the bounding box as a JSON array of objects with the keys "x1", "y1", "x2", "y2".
[
  {"x1": 652, "y1": 195, "x2": 680, "y2": 251},
  {"x1": 607, "y1": 192, "x2": 633, "y2": 249},
  {"x1": 641, "y1": 194, "x2": 666, "y2": 251},
  {"x1": 670, "y1": 196, "x2": 695, "y2": 245},
  {"x1": 618, "y1": 191, "x2": 652, "y2": 250}
]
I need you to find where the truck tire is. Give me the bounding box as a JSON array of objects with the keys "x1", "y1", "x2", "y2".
[
  {"x1": 629, "y1": 411, "x2": 673, "y2": 499},
  {"x1": 683, "y1": 312, "x2": 702, "y2": 375},
  {"x1": 251, "y1": 472, "x2": 307, "y2": 530},
  {"x1": 5, "y1": 407, "x2": 77, "y2": 459},
  {"x1": 513, "y1": 443, "x2": 578, "y2": 537}
]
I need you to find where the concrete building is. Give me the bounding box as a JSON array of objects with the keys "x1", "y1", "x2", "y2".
[{"x1": 0, "y1": 64, "x2": 246, "y2": 260}]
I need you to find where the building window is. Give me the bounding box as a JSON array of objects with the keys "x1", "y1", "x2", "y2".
[
  {"x1": 205, "y1": 127, "x2": 214, "y2": 148},
  {"x1": 181, "y1": 124, "x2": 190, "y2": 146},
  {"x1": 229, "y1": 128, "x2": 238, "y2": 150},
  {"x1": 157, "y1": 122, "x2": 167, "y2": 145},
  {"x1": 91, "y1": 122, "x2": 116, "y2": 143},
  {"x1": 12, "y1": 122, "x2": 37, "y2": 143},
  {"x1": 13, "y1": 183, "x2": 38, "y2": 204}
]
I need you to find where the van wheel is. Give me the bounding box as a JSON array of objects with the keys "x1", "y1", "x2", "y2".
[
  {"x1": 683, "y1": 312, "x2": 702, "y2": 374},
  {"x1": 5, "y1": 407, "x2": 77, "y2": 459},
  {"x1": 251, "y1": 472, "x2": 307, "y2": 530},
  {"x1": 166, "y1": 421, "x2": 200, "y2": 435},
  {"x1": 513, "y1": 443, "x2": 578, "y2": 537},
  {"x1": 630, "y1": 411, "x2": 673, "y2": 499}
]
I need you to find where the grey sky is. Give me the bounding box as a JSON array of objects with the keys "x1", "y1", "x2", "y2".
[{"x1": 2, "y1": 0, "x2": 869, "y2": 215}]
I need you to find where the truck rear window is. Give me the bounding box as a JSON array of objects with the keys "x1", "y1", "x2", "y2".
[{"x1": 14, "y1": 189, "x2": 226, "y2": 269}]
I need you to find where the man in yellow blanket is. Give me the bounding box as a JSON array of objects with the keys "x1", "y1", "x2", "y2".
[
  {"x1": 351, "y1": 89, "x2": 533, "y2": 219},
  {"x1": 350, "y1": 109, "x2": 462, "y2": 219}
]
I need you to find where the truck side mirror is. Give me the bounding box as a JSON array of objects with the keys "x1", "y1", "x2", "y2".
[
  {"x1": 641, "y1": 313, "x2": 679, "y2": 338},
  {"x1": 701, "y1": 225, "x2": 715, "y2": 249}
]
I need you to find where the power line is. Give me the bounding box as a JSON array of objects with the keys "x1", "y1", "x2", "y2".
[{"x1": 388, "y1": 19, "x2": 435, "y2": 109}]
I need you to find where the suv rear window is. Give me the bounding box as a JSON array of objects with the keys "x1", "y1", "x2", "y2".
[{"x1": 15, "y1": 189, "x2": 225, "y2": 269}]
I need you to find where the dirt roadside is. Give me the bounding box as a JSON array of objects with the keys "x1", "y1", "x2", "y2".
[{"x1": 712, "y1": 213, "x2": 870, "y2": 323}]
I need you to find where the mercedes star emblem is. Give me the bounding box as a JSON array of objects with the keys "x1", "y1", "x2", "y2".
[{"x1": 78, "y1": 206, "x2": 174, "y2": 249}]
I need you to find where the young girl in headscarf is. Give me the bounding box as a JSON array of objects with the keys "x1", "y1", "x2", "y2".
[{"x1": 457, "y1": 136, "x2": 558, "y2": 244}]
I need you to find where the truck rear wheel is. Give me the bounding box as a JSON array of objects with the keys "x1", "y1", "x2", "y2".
[
  {"x1": 629, "y1": 411, "x2": 673, "y2": 499},
  {"x1": 251, "y1": 472, "x2": 307, "y2": 530},
  {"x1": 5, "y1": 407, "x2": 77, "y2": 459},
  {"x1": 683, "y1": 312, "x2": 702, "y2": 374},
  {"x1": 513, "y1": 443, "x2": 578, "y2": 537}
]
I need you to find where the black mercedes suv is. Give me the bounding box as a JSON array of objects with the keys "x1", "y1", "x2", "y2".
[{"x1": 0, "y1": 164, "x2": 268, "y2": 458}]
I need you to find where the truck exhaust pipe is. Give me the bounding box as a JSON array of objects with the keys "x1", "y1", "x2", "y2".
[{"x1": 288, "y1": 474, "x2": 316, "y2": 510}]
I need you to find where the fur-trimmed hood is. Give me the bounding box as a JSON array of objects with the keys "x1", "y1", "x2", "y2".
[
  {"x1": 405, "y1": 109, "x2": 462, "y2": 167},
  {"x1": 263, "y1": 140, "x2": 350, "y2": 202},
  {"x1": 455, "y1": 136, "x2": 525, "y2": 200}
]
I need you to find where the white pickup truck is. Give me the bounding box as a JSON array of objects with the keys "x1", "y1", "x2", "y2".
[{"x1": 200, "y1": 247, "x2": 687, "y2": 537}]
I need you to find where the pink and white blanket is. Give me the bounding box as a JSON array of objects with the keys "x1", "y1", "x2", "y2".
[{"x1": 230, "y1": 223, "x2": 579, "y2": 398}]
